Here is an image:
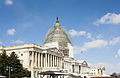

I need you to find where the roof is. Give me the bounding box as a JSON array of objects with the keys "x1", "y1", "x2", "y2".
[{"x1": 78, "y1": 60, "x2": 86, "y2": 63}]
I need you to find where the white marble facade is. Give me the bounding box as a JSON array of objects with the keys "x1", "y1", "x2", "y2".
[
  {"x1": 0, "y1": 44, "x2": 63, "y2": 78},
  {"x1": 0, "y1": 17, "x2": 106, "y2": 78}
]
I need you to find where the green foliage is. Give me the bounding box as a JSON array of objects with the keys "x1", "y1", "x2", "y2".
[
  {"x1": 0, "y1": 51, "x2": 9, "y2": 76},
  {"x1": 0, "y1": 51, "x2": 31, "y2": 78},
  {"x1": 111, "y1": 72, "x2": 118, "y2": 78}
]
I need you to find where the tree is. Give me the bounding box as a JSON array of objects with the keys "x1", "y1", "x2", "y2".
[
  {"x1": 118, "y1": 73, "x2": 120, "y2": 78},
  {"x1": 0, "y1": 51, "x2": 9, "y2": 76},
  {"x1": 8, "y1": 52, "x2": 31, "y2": 78},
  {"x1": 0, "y1": 51, "x2": 31, "y2": 78},
  {"x1": 111, "y1": 72, "x2": 118, "y2": 78}
]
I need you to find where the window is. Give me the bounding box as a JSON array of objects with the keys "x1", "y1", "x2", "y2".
[
  {"x1": 21, "y1": 54, "x2": 23, "y2": 56},
  {"x1": 72, "y1": 65, "x2": 74, "y2": 73},
  {"x1": 79, "y1": 66, "x2": 81, "y2": 73}
]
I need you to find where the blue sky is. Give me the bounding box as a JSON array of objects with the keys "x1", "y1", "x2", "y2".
[{"x1": 0, "y1": 0, "x2": 120, "y2": 74}]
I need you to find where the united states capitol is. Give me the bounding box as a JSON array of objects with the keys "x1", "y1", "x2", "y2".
[{"x1": 0, "y1": 17, "x2": 106, "y2": 78}]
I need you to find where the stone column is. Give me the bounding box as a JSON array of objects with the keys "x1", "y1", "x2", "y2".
[
  {"x1": 38, "y1": 53, "x2": 40, "y2": 67},
  {"x1": 41, "y1": 53, "x2": 43, "y2": 67},
  {"x1": 35, "y1": 52, "x2": 38, "y2": 67},
  {"x1": 50, "y1": 54, "x2": 52, "y2": 67},
  {"x1": 50, "y1": 54, "x2": 53, "y2": 67},
  {"x1": 56, "y1": 56, "x2": 58, "y2": 67},
  {"x1": 53, "y1": 55, "x2": 54, "y2": 67},
  {"x1": 55, "y1": 56, "x2": 57, "y2": 67},
  {"x1": 43, "y1": 54, "x2": 46, "y2": 67},
  {"x1": 40, "y1": 53, "x2": 41, "y2": 67},
  {"x1": 48, "y1": 54, "x2": 49, "y2": 67},
  {"x1": 59, "y1": 57, "x2": 60, "y2": 67},
  {"x1": 37, "y1": 53, "x2": 38, "y2": 67},
  {"x1": 31, "y1": 51, "x2": 34, "y2": 78},
  {"x1": 34, "y1": 52, "x2": 36, "y2": 67},
  {"x1": 56, "y1": 56, "x2": 57, "y2": 67},
  {"x1": 31, "y1": 51, "x2": 34, "y2": 67},
  {"x1": 57, "y1": 56, "x2": 58, "y2": 67},
  {"x1": 60, "y1": 57, "x2": 62, "y2": 67},
  {"x1": 55, "y1": 56, "x2": 56, "y2": 67},
  {"x1": 45, "y1": 53, "x2": 47, "y2": 67},
  {"x1": 31, "y1": 70, "x2": 34, "y2": 78},
  {"x1": 58, "y1": 57, "x2": 59, "y2": 67},
  {"x1": 61, "y1": 58, "x2": 63, "y2": 68},
  {"x1": 43, "y1": 53, "x2": 45, "y2": 67},
  {"x1": 49, "y1": 54, "x2": 51, "y2": 67}
]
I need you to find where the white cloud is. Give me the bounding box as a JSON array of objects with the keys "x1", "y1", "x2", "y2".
[
  {"x1": 68, "y1": 29, "x2": 78, "y2": 36},
  {"x1": 87, "y1": 33, "x2": 92, "y2": 39},
  {"x1": 68, "y1": 29, "x2": 93, "y2": 39},
  {"x1": 68, "y1": 29, "x2": 86, "y2": 36},
  {"x1": 74, "y1": 40, "x2": 108, "y2": 53},
  {"x1": 117, "y1": 50, "x2": 120, "y2": 57},
  {"x1": 74, "y1": 46, "x2": 87, "y2": 54},
  {"x1": 69, "y1": 29, "x2": 104, "y2": 40},
  {"x1": 7, "y1": 28, "x2": 16, "y2": 35},
  {"x1": 79, "y1": 31, "x2": 86, "y2": 36},
  {"x1": 5, "y1": 0, "x2": 13, "y2": 5},
  {"x1": 83, "y1": 40, "x2": 107, "y2": 49},
  {"x1": 115, "y1": 55, "x2": 118, "y2": 58},
  {"x1": 94, "y1": 13, "x2": 120, "y2": 26},
  {"x1": 115, "y1": 49, "x2": 120, "y2": 58},
  {"x1": 109, "y1": 37, "x2": 120, "y2": 45},
  {"x1": 14, "y1": 40, "x2": 24, "y2": 44}
]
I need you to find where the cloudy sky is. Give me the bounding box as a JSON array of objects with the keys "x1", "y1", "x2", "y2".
[{"x1": 0, "y1": 0, "x2": 120, "y2": 74}]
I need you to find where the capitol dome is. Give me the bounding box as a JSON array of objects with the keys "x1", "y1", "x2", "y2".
[{"x1": 43, "y1": 17, "x2": 72, "y2": 49}]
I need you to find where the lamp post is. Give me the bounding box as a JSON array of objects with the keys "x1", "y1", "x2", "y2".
[{"x1": 6, "y1": 66, "x2": 13, "y2": 78}]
